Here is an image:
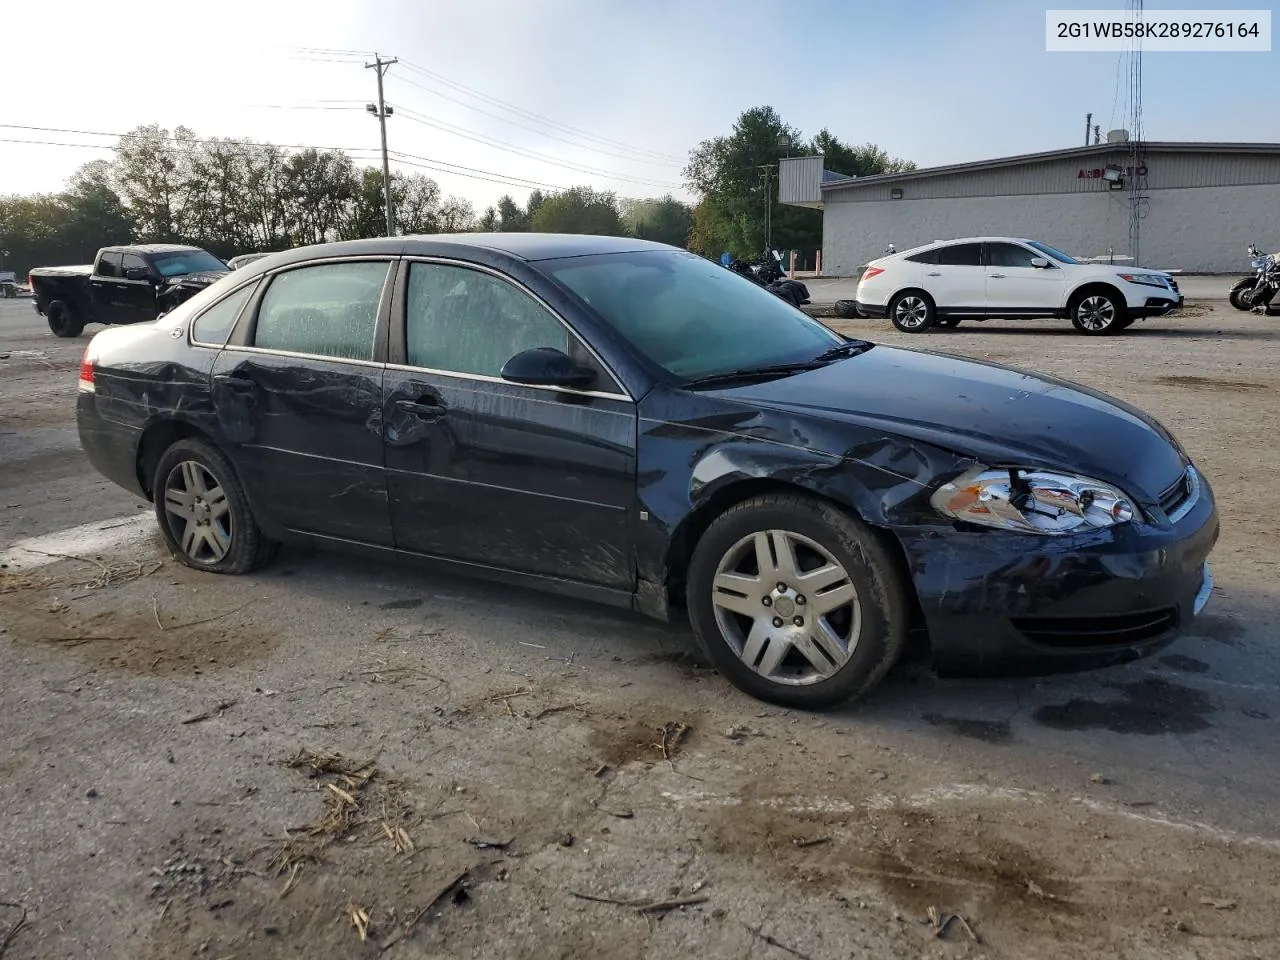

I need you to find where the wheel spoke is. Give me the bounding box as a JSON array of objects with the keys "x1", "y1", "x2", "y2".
[
  {"x1": 180, "y1": 521, "x2": 200, "y2": 557},
  {"x1": 713, "y1": 572, "x2": 764, "y2": 618},
  {"x1": 180, "y1": 461, "x2": 205, "y2": 496},
  {"x1": 755, "y1": 633, "x2": 791, "y2": 678},
  {"x1": 768, "y1": 530, "x2": 800, "y2": 581},
  {"x1": 752, "y1": 532, "x2": 776, "y2": 580},
  {"x1": 205, "y1": 486, "x2": 230, "y2": 521},
  {"x1": 809, "y1": 619, "x2": 851, "y2": 668},
  {"x1": 810, "y1": 581, "x2": 857, "y2": 616},
  {"x1": 795, "y1": 562, "x2": 847, "y2": 595},
  {"x1": 205, "y1": 523, "x2": 231, "y2": 561},
  {"x1": 739, "y1": 618, "x2": 771, "y2": 668}
]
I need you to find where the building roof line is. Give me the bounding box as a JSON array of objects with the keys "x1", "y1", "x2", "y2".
[{"x1": 819, "y1": 141, "x2": 1280, "y2": 191}]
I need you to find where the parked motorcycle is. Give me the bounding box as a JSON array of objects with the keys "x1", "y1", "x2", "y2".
[
  {"x1": 1229, "y1": 243, "x2": 1280, "y2": 314},
  {"x1": 722, "y1": 251, "x2": 810, "y2": 307}
]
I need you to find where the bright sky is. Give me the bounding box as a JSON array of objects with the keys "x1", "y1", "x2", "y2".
[{"x1": 1, "y1": 0, "x2": 1276, "y2": 212}]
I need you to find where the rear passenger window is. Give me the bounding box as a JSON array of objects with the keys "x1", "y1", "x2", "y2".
[
  {"x1": 192, "y1": 282, "x2": 258, "y2": 346},
  {"x1": 936, "y1": 243, "x2": 983, "y2": 266},
  {"x1": 252, "y1": 261, "x2": 389, "y2": 361},
  {"x1": 96, "y1": 253, "x2": 122, "y2": 278}
]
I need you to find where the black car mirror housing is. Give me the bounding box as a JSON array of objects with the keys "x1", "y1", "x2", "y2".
[{"x1": 500, "y1": 347, "x2": 596, "y2": 389}]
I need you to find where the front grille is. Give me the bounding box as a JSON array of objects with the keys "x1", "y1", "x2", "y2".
[
  {"x1": 1158, "y1": 468, "x2": 1194, "y2": 518},
  {"x1": 1011, "y1": 608, "x2": 1179, "y2": 648}
]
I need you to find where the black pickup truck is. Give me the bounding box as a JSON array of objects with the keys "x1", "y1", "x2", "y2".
[{"x1": 29, "y1": 244, "x2": 230, "y2": 337}]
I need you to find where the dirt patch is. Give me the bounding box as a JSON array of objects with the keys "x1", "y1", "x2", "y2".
[
  {"x1": 922, "y1": 713, "x2": 1014, "y2": 744},
  {"x1": 1032, "y1": 677, "x2": 1216, "y2": 735},
  {"x1": 1159, "y1": 654, "x2": 1211, "y2": 674},
  {"x1": 1148, "y1": 374, "x2": 1267, "y2": 391},
  {"x1": 587, "y1": 717, "x2": 697, "y2": 768},
  {"x1": 1, "y1": 603, "x2": 278, "y2": 676}
]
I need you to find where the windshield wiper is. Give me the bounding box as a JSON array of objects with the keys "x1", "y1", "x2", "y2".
[
  {"x1": 812, "y1": 339, "x2": 874, "y2": 362},
  {"x1": 683, "y1": 361, "x2": 824, "y2": 388}
]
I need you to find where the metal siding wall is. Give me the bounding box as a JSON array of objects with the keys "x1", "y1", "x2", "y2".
[
  {"x1": 822, "y1": 151, "x2": 1280, "y2": 202},
  {"x1": 820, "y1": 181, "x2": 1280, "y2": 276},
  {"x1": 778, "y1": 156, "x2": 824, "y2": 204}
]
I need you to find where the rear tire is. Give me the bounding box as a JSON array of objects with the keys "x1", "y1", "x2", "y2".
[
  {"x1": 152, "y1": 437, "x2": 278, "y2": 575},
  {"x1": 686, "y1": 493, "x2": 909, "y2": 710},
  {"x1": 888, "y1": 291, "x2": 936, "y2": 333},
  {"x1": 46, "y1": 300, "x2": 85, "y2": 338}
]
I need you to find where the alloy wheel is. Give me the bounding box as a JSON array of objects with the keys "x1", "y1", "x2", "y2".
[
  {"x1": 1076, "y1": 295, "x2": 1115, "y2": 331},
  {"x1": 710, "y1": 529, "x2": 862, "y2": 687},
  {"x1": 893, "y1": 296, "x2": 929, "y2": 329},
  {"x1": 162, "y1": 460, "x2": 234, "y2": 564}
]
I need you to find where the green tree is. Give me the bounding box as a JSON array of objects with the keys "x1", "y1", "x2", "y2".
[
  {"x1": 683, "y1": 106, "x2": 914, "y2": 258},
  {"x1": 529, "y1": 186, "x2": 623, "y2": 235},
  {"x1": 620, "y1": 194, "x2": 693, "y2": 247},
  {"x1": 495, "y1": 194, "x2": 527, "y2": 231}
]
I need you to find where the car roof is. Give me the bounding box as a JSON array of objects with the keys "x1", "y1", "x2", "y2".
[
  {"x1": 253, "y1": 233, "x2": 673, "y2": 267},
  {"x1": 102, "y1": 243, "x2": 210, "y2": 255}
]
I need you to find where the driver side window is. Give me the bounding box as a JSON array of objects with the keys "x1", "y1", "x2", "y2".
[{"x1": 405, "y1": 263, "x2": 569, "y2": 377}]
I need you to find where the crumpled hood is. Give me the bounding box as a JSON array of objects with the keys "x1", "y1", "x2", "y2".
[{"x1": 710, "y1": 345, "x2": 1188, "y2": 502}]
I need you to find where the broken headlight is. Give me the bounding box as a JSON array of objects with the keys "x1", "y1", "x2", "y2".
[{"x1": 930, "y1": 466, "x2": 1136, "y2": 535}]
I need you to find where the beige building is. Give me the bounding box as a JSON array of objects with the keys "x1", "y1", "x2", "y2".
[{"x1": 778, "y1": 141, "x2": 1280, "y2": 276}]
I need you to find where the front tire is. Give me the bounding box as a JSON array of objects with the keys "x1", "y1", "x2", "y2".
[
  {"x1": 1229, "y1": 278, "x2": 1256, "y2": 311},
  {"x1": 153, "y1": 437, "x2": 277, "y2": 575},
  {"x1": 686, "y1": 493, "x2": 909, "y2": 710},
  {"x1": 1070, "y1": 290, "x2": 1126, "y2": 335},
  {"x1": 46, "y1": 300, "x2": 85, "y2": 338},
  {"x1": 888, "y1": 291, "x2": 936, "y2": 333}
]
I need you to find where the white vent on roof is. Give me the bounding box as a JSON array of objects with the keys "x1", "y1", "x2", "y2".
[{"x1": 1106, "y1": 128, "x2": 1130, "y2": 143}]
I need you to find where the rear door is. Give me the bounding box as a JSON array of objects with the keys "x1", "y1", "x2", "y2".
[
  {"x1": 87, "y1": 251, "x2": 126, "y2": 323},
  {"x1": 984, "y1": 242, "x2": 1066, "y2": 315},
  {"x1": 922, "y1": 242, "x2": 986, "y2": 313},
  {"x1": 384, "y1": 258, "x2": 637, "y2": 587},
  {"x1": 210, "y1": 257, "x2": 396, "y2": 546}
]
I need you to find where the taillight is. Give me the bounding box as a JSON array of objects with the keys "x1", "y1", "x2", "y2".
[
  {"x1": 861, "y1": 266, "x2": 884, "y2": 281},
  {"x1": 78, "y1": 347, "x2": 95, "y2": 392}
]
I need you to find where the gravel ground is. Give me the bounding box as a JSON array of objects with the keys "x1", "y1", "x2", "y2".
[{"x1": 2, "y1": 299, "x2": 1278, "y2": 960}]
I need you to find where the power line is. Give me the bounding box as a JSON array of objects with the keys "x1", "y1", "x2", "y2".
[
  {"x1": 394, "y1": 107, "x2": 681, "y2": 188},
  {"x1": 391, "y1": 71, "x2": 681, "y2": 168},
  {"x1": 397, "y1": 58, "x2": 684, "y2": 164}
]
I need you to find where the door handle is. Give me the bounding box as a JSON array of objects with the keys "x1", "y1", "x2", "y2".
[
  {"x1": 989, "y1": 273, "x2": 1006, "y2": 278},
  {"x1": 395, "y1": 398, "x2": 446, "y2": 419},
  {"x1": 926, "y1": 271, "x2": 942, "y2": 276}
]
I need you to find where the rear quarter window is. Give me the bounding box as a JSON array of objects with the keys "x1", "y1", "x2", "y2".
[{"x1": 191, "y1": 281, "x2": 259, "y2": 346}]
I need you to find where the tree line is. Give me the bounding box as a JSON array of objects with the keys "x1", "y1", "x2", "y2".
[{"x1": 0, "y1": 108, "x2": 911, "y2": 276}]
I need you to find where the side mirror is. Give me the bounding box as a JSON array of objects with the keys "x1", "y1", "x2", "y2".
[
  {"x1": 124, "y1": 267, "x2": 149, "y2": 281},
  {"x1": 1029, "y1": 257, "x2": 1050, "y2": 268},
  {"x1": 500, "y1": 347, "x2": 596, "y2": 389}
]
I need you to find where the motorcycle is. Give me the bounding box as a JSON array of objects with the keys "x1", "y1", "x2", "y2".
[
  {"x1": 721, "y1": 250, "x2": 810, "y2": 307},
  {"x1": 1229, "y1": 243, "x2": 1280, "y2": 314}
]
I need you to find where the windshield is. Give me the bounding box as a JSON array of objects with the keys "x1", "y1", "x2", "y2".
[
  {"x1": 539, "y1": 249, "x2": 842, "y2": 380},
  {"x1": 152, "y1": 250, "x2": 229, "y2": 278},
  {"x1": 1026, "y1": 240, "x2": 1079, "y2": 265}
]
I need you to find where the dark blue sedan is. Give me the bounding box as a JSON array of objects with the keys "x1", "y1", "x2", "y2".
[{"x1": 75, "y1": 233, "x2": 1218, "y2": 708}]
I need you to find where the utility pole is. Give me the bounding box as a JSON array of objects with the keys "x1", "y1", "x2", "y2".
[
  {"x1": 758, "y1": 164, "x2": 777, "y2": 254},
  {"x1": 1084, "y1": 112, "x2": 1092, "y2": 146},
  {"x1": 365, "y1": 54, "x2": 398, "y2": 237}
]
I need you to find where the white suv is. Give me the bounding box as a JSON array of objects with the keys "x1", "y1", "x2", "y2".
[{"x1": 853, "y1": 237, "x2": 1182, "y2": 336}]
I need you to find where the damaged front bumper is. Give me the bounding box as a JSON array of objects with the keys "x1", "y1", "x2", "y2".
[{"x1": 895, "y1": 477, "x2": 1220, "y2": 678}]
